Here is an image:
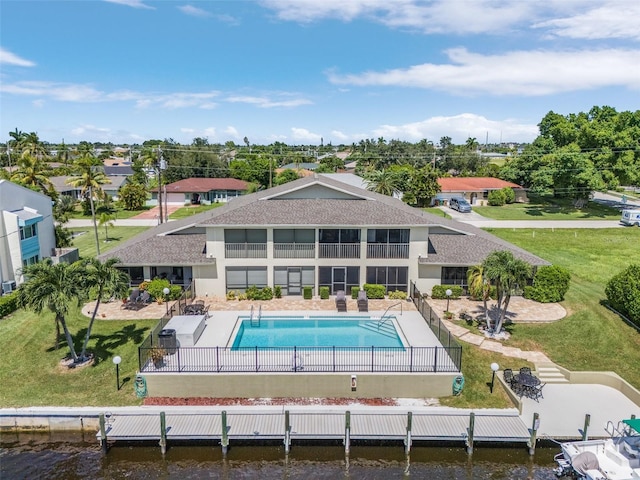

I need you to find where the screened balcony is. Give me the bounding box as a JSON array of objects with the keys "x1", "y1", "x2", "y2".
[
  {"x1": 366, "y1": 243, "x2": 410, "y2": 259},
  {"x1": 318, "y1": 243, "x2": 361, "y2": 259},
  {"x1": 318, "y1": 228, "x2": 361, "y2": 259},
  {"x1": 366, "y1": 228, "x2": 410, "y2": 259},
  {"x1": 273, "y1": 228, "x2": 315, "y2": 259},
  {"x1": 224, "y1": 229, "x2": 267, "y2": 259}
]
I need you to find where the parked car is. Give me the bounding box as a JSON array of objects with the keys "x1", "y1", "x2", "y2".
[
  {"x1": 620, "y1": 209, "x2": 640, "y2": 226},
  {"x1": 449, "y1": 197, "x2": 472, "y2": 213}
]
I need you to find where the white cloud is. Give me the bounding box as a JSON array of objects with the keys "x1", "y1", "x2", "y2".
[
  {"x1": 0, "y1": 80, "x2": 221, "y2": 108},
  {"x1": 370, "y1": 113, "x2": 538, "y2": 144},
  {"x1": 71, "y1": 124, "x2": 111, "y2": 136},
  {"x1": 104, "y1": 0, "x2": 154, "y2": 9},
  {"x1": 532, "y1": 1, "x2": 640, "y2": 40},
  {"x1": 260, "y1": 0, "x2": 534, "y2": 34},
  {"x1": 0, "y1": 48, "x2": 36, "y2": 67},
  {"x1": 328, "y1": 48, "x2": 640, "y2": 96},
  {"x1": 32, "y1": 99, "x2": 45, "y2": 108},
  {"x1": 330, "y1": 130, "x2": 349, "y2": 141},
  {"x1": 291, "y1": 127, "x2": 322, "y2": 142},
  {"x1": 224, "y1": 126, "x2": 240, "y2": 138},
  {"x1": 178, "y1": 5, "x2": 211, "y2": 17},
  {"x1": 226, "y1": 95, "x2": 312, "y2": 108}
]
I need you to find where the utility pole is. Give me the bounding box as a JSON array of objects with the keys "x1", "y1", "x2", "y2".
[{"x1": 157, "y1": 148, "x2": 164, "y2": 224}]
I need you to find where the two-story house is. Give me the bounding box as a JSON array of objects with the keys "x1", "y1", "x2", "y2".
[
  {"x1": 100, "y1": 175, "x2": 548, "y2": 297},
  {"x1": 0, "y1": 180, "x2": 56, "y2": 292}
]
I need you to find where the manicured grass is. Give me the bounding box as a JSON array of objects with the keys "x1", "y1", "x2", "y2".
[
  {"x1": 0, "y1": 305, "x2": 156, "y2": 407},
  {"x1": 69, "y1": 206, "x2": 152, "y2": 220},
  {"x1": 169, "y1": 203, "x2": 222, "y2": 219},
  {"x1": 488, "y1": 228, "x2": 640, "y2": 389},
  {"x1": 70, "y1": 226, "x2": 149, "y2": 258},
  {"x1": 422, "y1": 207, "x2": 451, "y2": 219},
  {"x1": 474, "y1": 196, "x2": 621, "y2": 220}
]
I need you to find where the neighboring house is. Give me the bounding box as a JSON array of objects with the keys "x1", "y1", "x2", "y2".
[
  {"x1": 149, "y1": 178, "x2": 250, "y2": 206},
  {"x1": 101, "y1": 175, "x2": 548, "y2": 297},
  {"x1": 435, "y1": 177, "x2": 528, "y2": 205},
  {"x1": 50, "y1": 175, "x2": 124, "y2": 200},
  {"x1": 280, "y1": 162, "x2": 319, "y2": 171},
  {"x1": 0, "y1": 180, "x2": 56, "y2": 290},
  {"x1": 104, "y1": 165, "x2": 134, "y2": 176}
]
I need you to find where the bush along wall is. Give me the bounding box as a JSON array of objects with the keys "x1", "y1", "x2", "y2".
[
  {"x1": 524, "y1": 265, "x2": 571, "y2": 303},
  {"x1": 351, "y1": 286, "x2": 360, "y2": 299},
  {"x1": 363, "y1": 284, "x2": 386, "y2": 299},
  {"x1": 319, "y1": 286, "x2": 330, "y2": 299},
  {"x1": 0, "y1": 291, "x2": 18, "y2": 318},
  {"x1": 431, "y1": 285, "x2": 463, "y2": 299},
  {"x1": 303, "y1": 286, "x2": 313, "y2": 300}
]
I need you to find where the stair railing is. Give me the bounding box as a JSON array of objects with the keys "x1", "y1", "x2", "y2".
[{"x1": 378, "y1": 302, "x2": 403, "y2": 329}]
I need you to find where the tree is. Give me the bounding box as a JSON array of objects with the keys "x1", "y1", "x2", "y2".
[
  {"x1": 67, "y1": 156, "x2": 111, "y2": 255},
  {"x1": 605, "y1": 264, "x2": 640, "y2": 326},
  {"x1": 274, "y1": 169, "x2": 300, "y2": 186},
  {"x1": 78, "y1": 258, "x2": 130, "y2": 362},
  {"x1": 118, "y1": 182, "x2": 148, "y2": 210},
  {"x1": 16, "y1": 260, "x2": 85, "y2": 363},
  {"x1": 10, "y1": 154, "x2": 55, "y2": 197},
  {"x1": 98, "y1": 212, "x2": 115, "y2": 241},
  {"x1": 403, "y1": 165, "x2": 440, "y2": 207},
  {"x1": 18, "y1": 132, "x2": 48, "y2": 160},
  {"x1": 364, "y1": 169, "x2": 402, "y2": 197},
  {"x1": 467, "y1": 264, "x2": 491, "y2": 329},
  {"x1": 482, "y1": 251, "x2": 532, "y2": 335}
]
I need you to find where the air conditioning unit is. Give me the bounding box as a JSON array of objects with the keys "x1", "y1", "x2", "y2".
[{"x1": 2, "y1": 281, "x2": 16, "y2": 294}]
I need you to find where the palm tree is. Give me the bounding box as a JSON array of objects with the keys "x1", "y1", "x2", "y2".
[
  {"x1": 7, "y1": 128, "x2": 25, "y2": 169},
  {"x1": 10, "y1": 154, "x2": 54, "y2": 196},
  {"x1": 482, "y1": 251, "x2": 532, "y2": 335},
  {"x1": 98, "y1": 212, "x2": 115, "y2": 242},
  {"x1": 467, "y1": 264, "x2": 491, "y2": 329},
  {"x1": 364, "y1": 169, "x2": 402, "y2": 197},
  {"x1": 20, "y1": 132, "x2": 48, "y2": 159},
  {"x1": 16, "y1": 259, "x2": 85, "y2": 362},
  {"x1": 66, "y1": 156, "x2": 111, "y2": 255},
  {"x1": 78, "y1": 258, "x2": 130, "y2": 362}
]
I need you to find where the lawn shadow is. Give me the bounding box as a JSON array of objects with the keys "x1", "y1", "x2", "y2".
[{"x1": 74, "y1": 323, "x2": 149, "y2": 366}]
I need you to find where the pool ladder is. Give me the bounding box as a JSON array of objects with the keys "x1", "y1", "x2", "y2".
[
  {"x1": 250, "y1": 305, "x2": 262, "y2": 327},
  {"x1": 378, "y1": 302, "x2": 403, "y2": 329}
]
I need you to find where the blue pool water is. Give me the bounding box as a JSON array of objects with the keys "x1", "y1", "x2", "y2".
[{"x1": 231, "y1": 316, "x2": 404, "y2": 349}]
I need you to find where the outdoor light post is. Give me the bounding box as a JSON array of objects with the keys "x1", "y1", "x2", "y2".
[
  {"x1": 490, "y1": 362, "x2": 500, "y2": 393},
  {"x1": 113, "y1": 355, "x2": 122, "y2": 391},
  {"x1": 163, "y1": 287, "x2": 170, "y2": 316},
  {"x1": 445, "y1": 288, "x2": 452, "y2": 312}
]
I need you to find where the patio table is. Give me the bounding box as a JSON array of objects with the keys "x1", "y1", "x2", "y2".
[{"x1": 514, "y1": 373, "x2": 540, "y2": 399}]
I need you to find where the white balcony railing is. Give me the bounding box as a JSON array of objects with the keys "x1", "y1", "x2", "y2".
[
  {"x1": 225, "y1": 243, "x2": 267, "y2": 259},
  {"x1": 366, "y1": 243, "x2": 410, "y2": 259},
  {"x1": 273, "y1": 243, "x2": 316, "y2": 259},
  {"x1": 318, "y1": 243, "x2": 361, "y2": 259}
]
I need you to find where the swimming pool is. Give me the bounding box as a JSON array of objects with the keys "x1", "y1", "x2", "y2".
[{"x1": 231, "y1": 316, "x2": 404, "y2": 349}]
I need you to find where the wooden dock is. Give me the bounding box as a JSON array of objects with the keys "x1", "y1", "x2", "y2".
[{"x1": 97, "y1": 410, "x2": 536, "y2": 455}]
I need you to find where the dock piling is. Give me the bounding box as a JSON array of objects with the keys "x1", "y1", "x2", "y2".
[
  {"x1": 284, "y1": 410, "x2": 291, "y2": 454},
  {"x1": 528, "y1": 413, "x2": 539, "y2": 456},
  {"x1": 582, "y1": 414, "x2": 590, "y2": 441},
  {"x1": 99, "y1": 413, "x2": 107, "y2": 455},
  {"x1": 221, "y1": 411, "x2": 229, "y2": 455},
  {"x1": 344, "y1": 411, "x2": 351, "y2": 456},
  {"x1": 466, "y1": 412, "x2": 475, "y2": 455},
  {"x1": 405, "y1": 411, "x2": 412, "y2": 455},
  {"x1": 159, "y1": 412, "x2": 167, "y2": 455}
]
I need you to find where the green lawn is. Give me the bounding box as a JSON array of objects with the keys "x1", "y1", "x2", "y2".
[
  {"x1": 70, "y1": 226, "x2": 149, "y2": 258},
  {"x1": 0, "y1": 305, "x2": 156, "y2": 407},
  {"x1": 169, "y1": 203, "x2": 222, "y2": 219},
  {"x1": 422, "y1": 207, "x2": 451, "y2": 219},
  {"x1": 68, "y1": 206, "x2": 153, "y2": 220},
  {"x1": 474, "y1": 196, "x2": 621, "y2": 220},
  {"x1": 488, "y1": 228, "x2": 640, "y2": 389}
]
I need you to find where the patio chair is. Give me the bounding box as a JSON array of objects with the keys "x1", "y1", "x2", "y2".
[
  {"x1": 138, "y1": 291, "x2": 151, "y2": 304},
  {"x1": 519, "y1": 366, "x2": 532, "y2": 376},
  {"x1": 532, "y1": 382, "x2": 546, "y2": 402},
  {"x1": 357, "y1": 289, "x2": 368, "y2": 312},
  {"x1": 121, "y1": 288, "x2": 141, "y2": 309},
  {"x1": 503, "y1": 368, "x2": 515, "y2": 386},
  {"x1": 335, "y1": 290, "x2": 347, "y2": 312}
]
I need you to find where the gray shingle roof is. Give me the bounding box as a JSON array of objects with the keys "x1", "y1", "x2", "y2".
[{"x1": 102, "y1": 233, "x2": 212, "y2": 266}]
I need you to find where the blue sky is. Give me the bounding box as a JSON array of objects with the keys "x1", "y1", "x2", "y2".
[{"x1": 1, "y1": 0, "x2": 639, "y2": 146}]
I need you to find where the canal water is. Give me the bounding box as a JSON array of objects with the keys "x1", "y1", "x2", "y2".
[{"x1": 1, "y1": 432, "x2": 561, "y2": 479}]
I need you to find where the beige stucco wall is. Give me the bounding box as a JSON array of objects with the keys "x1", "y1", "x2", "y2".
[
  {"x1": 416, "y1": 264, "x2": 441, "y2": 294},
  {"x1": 144, "y1": 372, "x2": 456, "y2": 399}
]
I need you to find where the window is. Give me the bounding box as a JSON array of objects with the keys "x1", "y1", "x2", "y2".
[
  {"x1": 22, "y1": 255, "x2": 39, "y2": 267},
  {"x1": 19, "y1": 224, "x2": 38, "y2": 240},
  {"x1": 441, "y1": 267, "x2": 468, "y2": 286},
  {"x1": 226, "y1": 267, "x2": 268, "y2": 293},
  {"x1": 366, "y1": 266, "x2": 408, "y2": 292},
  {"x1": 318, "y1": 266, "x2": 360, "y2": 293},
  {"x1": 319, "y1": 229, "x2": 360, "y2": 243},
  {"x1": 118, "y1": 267, "x2": 144, "y2": 285},
  {"x1": 273, "y1": 229, "x2": 314, "y2": 243},
  {"x1": 224, "y1": 229, "x2": 267, "y2": 243},
  {"x1": 367, "y1": 229, "x2": 409, "y2": 244}
]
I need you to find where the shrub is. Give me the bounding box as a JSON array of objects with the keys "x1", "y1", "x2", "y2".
[
  {"x1": 245, "y1": 286, "x2": 273, "y2": 301},
  {"x1": 488, "y1": 189, "x2": 507, "y2": 206},
  {"x1": 274, "y1": 286, "x2": 282, "y2": 299},
  {"x1": 351, "y1": 286, "x2": 360, "y2": 299},
  {"x1": 363, "y1": 284, "x2": 386, "y2": 299},
  {"x1": 146, "y1": 278, "x2": 171, "y2": 302},
  {"x1": 303, "y1": 286, "x2": 313, "y2": 299},
  {"x1": 226, "y1": 290, "x2": 236, "y2": 300},
  {"x1": 431, "y1": 285, "x2": 463, "y2": 299},
  {"x1": 502, "y1": 187, "x2": 516, "y2": 204},
  {"x1": 605, "y1": 264, "x2": 640, "y2": 326},
  {"x1": 0, "y1": 291, "x2": 18, "y2": 318},
  {"x1": 524, "y1": 265, "x2": 571, "y2": 303},
  {"x1": 319, "y1": 286, "x2": 330, "y2": 299},
  {"x1": 237, "y1": 293, "x2": 247, "y2": 301},
  {"x1": 388, "y1": 290, "x2": 407, "y2": 300}
]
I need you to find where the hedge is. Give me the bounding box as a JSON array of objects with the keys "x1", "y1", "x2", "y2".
[
  {"x1": 245, "y1": 286, "x2": 274, "y2": 301},
  {"x1": 351, "y1": 286, "x2": 360, "y2": 299},
  {"x1": 431, "y1": 285, "x2": 463, "y2": 299},
  {"x1": 303, "y1": 286, "x2": 313, "y2": 300},
  {"x1": 524, "y1": 265, "x2": 571, "y2": 303},
  {"x1": 0, "y1": 292, "x2": 18, "y2": 318},
  {"x1": 363, "y1": 284, "x2": 386, "y2": 299},
  {"x1": 605, "y1": 264, "x2": 640, "y2": 326},
  {"x1": 319, "y1": 286, "x2": 330, "y2": 299},
  {"x1": 388, "y1": 290, "x2": 407, "y2": 300}
]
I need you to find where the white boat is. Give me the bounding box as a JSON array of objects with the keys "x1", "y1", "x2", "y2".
[{"x1": 554, "y1": 418, "x2": 640, "y2": 480}]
